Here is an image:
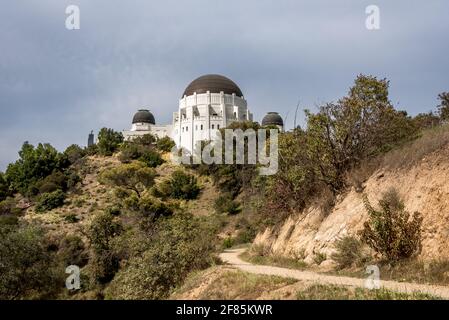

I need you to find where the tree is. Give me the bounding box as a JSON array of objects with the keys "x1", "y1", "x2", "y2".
[
  {"x1": 97, "y1": 128, "x2": 124, "y2": 156},
  {"x1": 0, "y1": 172, "x2": 9, "y2": 202},
  {"x1": 305, "y1": 75, "x2": 417, "y2": 193},
  {"x1": 157, "y1": 170, "x2": 200, "y2": 200},
  {"x1": 437, "y1": 92, "x2": 449, "y2": 121},
  {"x1": 64, "y1": 144, "x2": 86, "y2": 164},
  {"x1": 99, "y1": 162, "x2": 156, "y2": 198},
  {"x1": 5, "y1": 142, "x2": 69, "y2": 194},
  {"x1": 360, "y1": 188, "x2": 423, "y2": 261},
  {"x1": 87, "y1": 212, "x2": 123, "y2": 283},
  {"x1": 156, "y1": 136, "x2": 175, "y2": 152},
  {"x1": 0, "y1": 224, "x2": 59, "y2": 299}
]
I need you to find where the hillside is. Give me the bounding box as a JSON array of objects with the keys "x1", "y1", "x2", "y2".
[{"x1": 254, "y1": 125, "x2": 449, "y2": 265}]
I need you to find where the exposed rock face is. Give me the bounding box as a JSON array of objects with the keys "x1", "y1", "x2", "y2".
[{"x1": 254, "y1": 145, "x2": 449, "y2": 264}]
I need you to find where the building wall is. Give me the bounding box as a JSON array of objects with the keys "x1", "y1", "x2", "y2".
[{"x1": 123, "y1": 92, "x2": 252, "y2": 154}]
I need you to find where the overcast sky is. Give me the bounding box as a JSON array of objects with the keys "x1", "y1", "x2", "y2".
[{"x1": 0, "y1": 0, "x2": 448, "y2": 170}]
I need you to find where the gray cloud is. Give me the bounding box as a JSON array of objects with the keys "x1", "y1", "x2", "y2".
[{"x1": 1, "y1": 0, "x2": 448, "y2": 170}]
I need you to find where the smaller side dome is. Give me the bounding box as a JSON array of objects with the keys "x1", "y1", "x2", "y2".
[
  {"x1": 262, "y1": 112, "x2": 283, "y2": 127},
  {"x1": 132, "y1": 109, "x2": 155, "y2": 125}
]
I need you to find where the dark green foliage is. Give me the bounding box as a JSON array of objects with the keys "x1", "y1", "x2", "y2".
[
  {"x1": 0, "y1": 215, "x2": 19, "y2": 226},
  {"x1": 105, "y1": 206, "x2": 121, "y2": 216},
  {"x1": 214, "y1": 193, "x2": 241, "y2": 215},
  {"x1": 58, "y1": 235, "x2": 88, "y2": 267},
  {"x1": 133, "y1": 134, "x2": 156, "y2": 146},
  {"x1": 5, "y1": 142, "x2": 69, "y2": 195},
  {"x1": 85, "y1": 144, "x2": 98, "y2": 156},
  {"x1": 97, "y1": 128, "x2": 124, "y2": 156},
  {"x1": 64, "y1": 144, "x2": 86, "y2": 164},
  {"x1": 0, "y1": 224, "x2": 60, "y2": 299},
  {"x1": 156, "y1": 136, "x2": 175, "y2": 152},
  {"x1": 87, "y1": 212, "x2": 123, "y2": 283},
  {"x1": 0, "y1": 172, "x2": 9, "y2": 201},
  {"x1": 34, "y1": 171, "x2": 67, "y2": 194},
  {"x1": 105, "y1": 213, "x2": 215, "y2": 299},
  {"x1": 35, "y1": 190, "x2": 65, "y2": 213},
  {"x1": 64, "y1": 213, "x2": 79, "y2": 223},
  {"x1": 331, "y1": 236, "x2": 369, "y2": 269},
  {"x1": 360, "y1": 188, "x2": 423, "y2": 261},
  {"x1": 139, "y1": 149, "x2": 164, "y2": 167},
  {"x1": 157, "y1": 170, "x2": 200, "y2": 200},
  {"x1": 137, "y1": 195, "x2": 173, "y2": 220},
  {"x1": 100, "y1": 162, "x2": 156, "y2": 198},
  {"x1": 264, "y1": 75, "x2": 419, "y2": 216},
  {"x1": 118, "y1": 142, "x2": 143, "y2": 163},
  {"x1": 0, "y1": 197, "x2": 18, "y2": 216},
  {"x1": 438, "y1": 92, "x2": 449, "y2": 121}
]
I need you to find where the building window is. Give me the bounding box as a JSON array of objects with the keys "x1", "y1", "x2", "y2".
[
  {"x1": 182, "y1": 127, "x2": 184, "y2": 132},
  {"x1": 211, "y1": 124, "x2": 215, "y2": 129},
  {"x1": 234, "y1": 112, "x2": 237, "y2": 119},
  {"x1": 186, "y1": 126, "x2": 188, "y2": 132},
  {"x1": 217, "y1": 124, "x2": 220, "y2": 129},
  {"x1": 200, "y1": 125, "x2": 203, "y2": 130}
]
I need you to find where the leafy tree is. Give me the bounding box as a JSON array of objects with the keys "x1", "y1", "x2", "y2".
[
  {"x1": 214, "y1": 193, "x2": 241, "y2": 215},
  {"x1": 35, "y1": 190, "x2": 66, "y2": 213},
  {"x1": 156, "y1": 136, "x2": 175, "y2": 152},
  {"x1": 104, "y1": 213, "x2": 214, "y2": 299},
  {"x1": 437, "y1": 92, "x2": 449, "y2": 121},
  {"x1": 99, "y1": 162, "x2": 156, "y2": 198},
  {"x1": 133, "y1": 134, "x2": 156, "y2": 146},
  {"x1": 139, "y1": 149, "x2": 164, "y2": 168},
  {"x1": 87, "y1": 212, "x2": 123, "y2": 283},
  {"x1": 0, "y1": 224, "x2": 60, "y2": 299},
  {"x1": 97, "y1": 128, "x2": 124, "y2": 156},
  {"x1": 360, "y1": 188, "x2": 423, "y2": 261},
  {"x1": 5, "y1": 142, "x2": 69, "y2": 194},
  {"x1": 0, "y1": 172, "x2": 9, "y2": 201},
  {"x1": 157, "y1": 170, "x2": 200, "y2": 200},
  {"x1": 64, "y1": 144, "x2": 86, "y2": 164}
]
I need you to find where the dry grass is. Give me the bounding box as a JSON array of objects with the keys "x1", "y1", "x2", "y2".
[
  {"x1": 347, "y1": 124, "x2": 449, "y2": 189},
  {"x1": 296, "y1": 284, "x2": 440, "y2": 300},
  {"x1": 172, "y1": 267, "x2": 296, "y2": 300},
  {"x1": 240, "y1": 245, "x2": 307, "y2": 270}
]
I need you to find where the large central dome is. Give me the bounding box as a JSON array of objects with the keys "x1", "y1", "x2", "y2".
[{"x1": 182, "y1": 74, "x2": 243, "y2": 98}]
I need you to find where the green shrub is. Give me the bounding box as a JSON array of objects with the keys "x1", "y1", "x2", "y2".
[
  {"x1": 35, "y1": 190, "x2": 66, "y2": 212},
  {"x1": 58, "y1": 235, "x2": 88, "y2": 267},
  {"x1": 118, "y1": 142, "x2": 143, "y2": 163},
  {"x1": 214, "y1": 193, "x2": 241, "y2": 215},
  {"x1": 87, "y1": 212, "x2": 123, "y2": 283},
  {"x1": 0, "y1": 215, "x2": 19, "y2": 226},
  {"x1": 5, "y1": 142, "x2": 69, "y2": 195},
  {"x1": 64, "y1": 213, "x2": 79, "y2": 223},
  {"x1": 0, "y1": 172, "x2": 9, "y2": 201},
  {"x1": 331, "y1": 236, "x2": 369, "y2": 269},
  {"x1": 222, "y1": 237, "x2": 234, "y2": 249},
  {"x1": 157, "y1": 170, "x2": 200, "y2": 200},
  {"x1": 156, "y1": 136, "x2": 175, "y2": 152},
  {"x1": 0, "y1": 224, "x2": 60, "y2": 299},
  {"x1": 104, "y1": 213, "x2": 215, "y2": 299},
  {"x1": 99, "y1": 162, "x2": 156, "y2": 198},
  {"x1": 64, "y1": 144, "x2": 86, "y2": 164},
  {"x1": 97, "y1": 128, "x2": 124, "y2": 156},
  {"x1": 137, "y1": 195, "x2": 173, "y2": 219},
  {"x1": 0, "y1": 197, "x2": 17, "y2": 215},
  {"x1": 360, "y1": 188, "x2": 423, "y2": 261},
  {"x1": 105, "y1": 206, "x2": 121, "y2": 216},
  {"x1": 139, "y1": 150, "x2": 164, "y2": 168}
]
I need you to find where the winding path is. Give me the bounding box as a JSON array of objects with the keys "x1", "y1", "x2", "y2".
[{"x1": 219, "y1": 248, "x2": 449, "y2": 299}]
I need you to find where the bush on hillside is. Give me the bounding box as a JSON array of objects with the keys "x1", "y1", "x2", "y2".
[
  {"x1": 156, "y1": 170, "x2": 200, "y2": 200},
  {"x1": 139, "y1": 150, "x2": 164, "y2": 168},
  {"x1": 214, "y1": 193, "x2": 241, "y2": 215},
  {"x1": 35, "y1": 190, "x2": 65, "y2": 213},
  {"x1": 0, "y1": 172, "x2": 9, "y2": 201},
  {"x1": 156, "y1": 136, "x2": 175, "y2": 152},
  {"x1": 58, "y1": 235, "x2": 89, "y2": 267},
  {"x1": 5, "y1": 142, "x2": 69, "y2": 195},
  {"x1": 87, "y1": 212, "x2": 123, "y2": 283},
  {"x1": 99, "y1": 162, "x2": 156, "y2": 198},
  {"x1": 331, "y1": 236, "x2": 369, "y2": 269},
  {"x1": 359, "y1": 188, "x2": 423, "y2": 261},
  {"x1": 64, "y1": 144, "x2": 86, "y2": 164},
  {"x1": 0, "y1": 224, "x2": 60, "y2": 299},
  {"x1": 97, "y1": 128, "x2": 124, "y2": 156},
  {"x1": 104, "y1": 213, "x2": 215, "y2": 299}
]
